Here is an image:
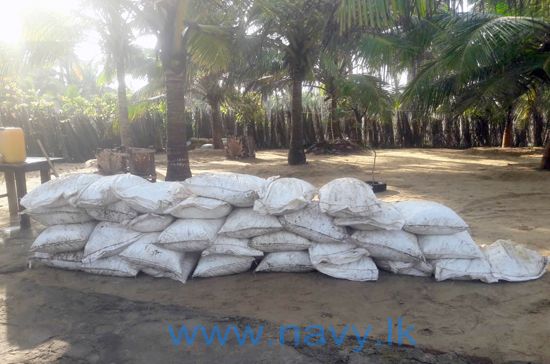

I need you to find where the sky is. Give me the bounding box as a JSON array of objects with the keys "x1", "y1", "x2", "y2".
[{"x1": 0, "y1": 0, "x2": 154, "y2": 90}]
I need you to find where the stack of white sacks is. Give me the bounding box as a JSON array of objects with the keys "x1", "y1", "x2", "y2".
[{"x1": 24, "y1": 173, "x2": 548, "y2": 284}]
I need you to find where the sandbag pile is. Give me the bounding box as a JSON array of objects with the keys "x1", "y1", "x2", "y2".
[{"x1": 25, "y1": 173, "x2": 548, "y2": 284}]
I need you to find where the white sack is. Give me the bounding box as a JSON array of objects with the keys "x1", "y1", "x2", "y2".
[
  {"x1": 279, "y1": 203, "x2": 350, "y2": 244},
  {"x1": 86, "y1": 201, "x2": 138, "y2": 223},
  {"x1": 334, "y1": 201, "x2": 404, "y2": 231},
  {"x1": 253, "y1": 178, "x2": 316, "y2": 215},
  {"x1": 29, "y1": 251, "x2": 84, "y2": 271},
  {"x1": 26, "y1": 205, "x2": 93, "y2": 226},
  {"x1": 76, "y1": 174, "x2": 147, "y2": 208},
  {"x1": 114, "y1": 181, "x2": 189, "y2": 214},
  {"x1": 314, "y1": 256, "x2": 379, "y2": 282},
  {"x1": 192, "y1": 254, "x2": 255, "y2": 278},
  {"x1": 21, "y1": 173, "x2": 101, "y2": 211},
  {"x1": 351, "y1": 230, "x2": 424, "y2": 263},
  {"x1": 120, "y1": 237, "x2": 198, "y2": 283},
  {"x1": 249, "y1": 231, "x2": 312, "y2": 252},
  {"x1": 375, "y1": 260, "x2": 434, "y2": 277},
  {"x1": 81, "y1": 255, "x2": 139, "y2": 277},
  {"x1": 418, "y1": 231, "x2": 483, "y2": 260},
  {"x1": 202, "y1": 237, "x2": 263, "y2": 257},
  {"x1": 30, "y1": 222, "x2": 96, "y2": 254},
  {"x1": 219, "y1": 208, "x2": 282, "y2": 238},
  {"x1": 484, "y1": 240, "x2": 548, "y2": 282},
  {"x1": 183, "y1": 172, "x2": 267, "y2": 207},
  {"x1": 309, "y1": 243, "x2": 369, "y2": 265},
  {"x1": 318, "y1": 178, "x2": 381, "y2": 218},
  {"x1": 83, "y1": 222, "x2": 144, "y2": 263},
  {"x1": 124, "y1": 213, "x2": 174, "y2": 233},
  {"x1": 30, "y1": 251, "x2": 139, "y2": 277},
  {"x1": 394, "y1": 200, "x2": 468, "y2": 235},
  {"x1": 167, "y1": 196, "x2": 232, "y2": 219},
  {"x1": 255, "y1": 251, "x2": 314, "y2": 273},
  {"x1": 157, "y1": 218, "x2": 225, "y2": 252},
  {"x1": 433, "y1": 258, "x2": 497, "y2": 283},
  {"x1": 141, "y1": 253, "x2": 200, "y2": 283}
]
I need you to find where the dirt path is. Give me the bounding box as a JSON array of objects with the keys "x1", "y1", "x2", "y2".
[{"x1": 0, "y1": 148, "x2": 548, "y2": 363}]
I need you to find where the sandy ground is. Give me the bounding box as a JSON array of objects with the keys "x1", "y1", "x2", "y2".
[{"x1": 0, "y1": 148, "x2": 549, "y2": 363}]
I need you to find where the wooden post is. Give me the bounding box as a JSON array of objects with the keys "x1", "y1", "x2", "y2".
[
  {"x1": 14, "y1": 170, "x2": 30, "y2": 229},
  {"x1": 4, "y1": 171, "x2": 18, "y2": 217},
  {"x1": 40, "y1": 167, "x2": 51, "y2": 183}
]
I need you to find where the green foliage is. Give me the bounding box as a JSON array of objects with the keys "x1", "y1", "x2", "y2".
[
  {"x1": 402, "y1": 13, "x2": 550, "y2": 116},
  {"x1": 224, "y1": 92, "x2": 265, "y2": 125}
]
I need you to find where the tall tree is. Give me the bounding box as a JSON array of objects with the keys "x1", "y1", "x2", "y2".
[
  {"x1": 137, "y1": 0, "x2": 232, "y2": 180},
  {"x1": 88, "y1": 0, "x2": 139, "y2": 147},
  {"x1": 252, "y1": 0, "x2": 335, "y2": 165}
]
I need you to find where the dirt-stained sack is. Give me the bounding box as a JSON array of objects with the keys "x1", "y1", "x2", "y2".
[
  {"x1": 29, "y1": 251, "x2": 84, "y2": 271},
  {"x1": 120, "y1": 236, "x2": 199, "y2": 283},
  {"x1": 351, "y1": 230, "x2": 424, "y2": 263},
  {"x1": 31, "y1": 222, "x2": 96, "y2": 254},
  {"x1": 167, "y1": 196, "x2": 232, "y2": 219},
  {"x1": 183, "y1": 173, "x2": 267, "y2": 207},
  {"x1": 309, "y1": 242, "x2": 369, "y2": 265},
  {"x1": 192, "y1": 254, "x2": 255, "y2": 278},
  {"x1": 26, "y1": 205, "x2": 93, "y2": 226},
  {"x1": 157, "y1": 218, "x2": 225, "y2": 252},
  {"x1": 375, "y1": 260, "x2": 434, "y2": 277},
  {"x1": 313, "y1": 256, "x2": 379, "y2": 281},
  {"x1": 333, "y1": 202, "x2": 404, "y2": 231},
  {"x1": 433, "y1": 258, "x2": 497, "y2": 283},
  {"x1": 114, "y1": 181, "x2": 189, "y2": 214},
  {"x1": 484, "y1": 240, "x2": 548, "y2": 282},
  {"x1": 318, "y1": 178, "x2": 381, "y2": 218},
  {"x1": 86, "y1": 201, "x2": 138, "y2": 223},
  {"x1": 124, "y1": 213, "x2": 174, "y2": 233},
  {"x1": 81, "y1": 255, "x2": 139, "y2": 277},
  {"x1": 249, "y1": 231, "x2": 313, "y2": 252},
  {"x1": 255, "y1": 251, "x2": 314, "y2": 273},
  {"x1": 21, "y1": 174, "x2": 101, "y2": 211},
  {"x1": 417, "y1": 231, "x2": 483, "y2": 260},
  {"x1": 253, "y1": 178, "x2": 316, "y2": 216},
  {"x1": 30, "y1": 251, "x2": 138, "y2": 277},
  {"x1": 83, "y1": 222, "x2": 144, "y2": 263},
  {"x1": 141, "y1": 253, "x2": 200, "y2": 283},
  {"x1": 279, "y1": 203, "x2": 350, "y2": 244},
  {"x1": 202, "y1": 237, "x2": 263, "y2": 257},
  {"x1": 394, "y1": 200, "x2": 468, "y2": 235},
  {"x1": 76, "y1": 174, "x2": 148, "y2": 208},
  {"x1": 219, "y1": 208, "x2": 283, "y2": 238}
]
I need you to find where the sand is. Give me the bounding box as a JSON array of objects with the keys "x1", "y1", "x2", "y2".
[{"x1": 0, "y1": 148, "x2": 548, "y2": 363}]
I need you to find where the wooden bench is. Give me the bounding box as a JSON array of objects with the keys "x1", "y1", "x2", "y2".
[{"x1": 0, "y1": 157, "x2": 63, "y2": 229}]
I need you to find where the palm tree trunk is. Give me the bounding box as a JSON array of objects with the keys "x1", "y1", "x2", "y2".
[
  {"x1": 165, "y1": 69, "x2": 192, "y2": 181},
  {"x1": 329, "y1": 94, "x2": 341, "y2": 140},
  {"x1": 502, "y1": 108, "x2": 514, "y2": 148},
  {"x1": 542, "y1": 141, "x2": 550, "y2": 170},
  {"x1": 288, "y1": 76, "x2": 306, "y2": 165},
  {"x1": 116, "y1": 57, "x2": 133, "y2": 148},
  {"x1": 209, "y1": 98, "x2": 224, "y2": 149},
  {"x1": 533, "y1": 107, "x2": 544, "y2": 147}
]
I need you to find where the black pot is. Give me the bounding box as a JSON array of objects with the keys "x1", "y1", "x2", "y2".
[{"x1": 366, "y1": 181, "x2": 387, "y2": 193}]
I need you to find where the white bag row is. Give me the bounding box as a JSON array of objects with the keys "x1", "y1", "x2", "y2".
[
  {"x1": 23, "y1": 172, "x2": 547, "y2": 284},
  {"x1": 21, "y1": 173, "x2": 471, "y2": 238},
  {"x1": 29, "y1": 217, "x2": 547, "y2": 284}
]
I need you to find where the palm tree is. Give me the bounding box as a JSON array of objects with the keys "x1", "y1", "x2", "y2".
[
  {"x1": 402, "y1": 12, "x2": 549, "y2": 164},
  {"x1": 136, "y1": 0, "x2": 232, "y2": 180},
  {"x1": 86, "y1": 0, "x2": 138, "y2": 148},
  {"x1": 251, "y1": 0, "x2": 337, "y2": 165}
]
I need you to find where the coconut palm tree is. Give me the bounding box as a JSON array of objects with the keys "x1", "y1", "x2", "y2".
[
  {"x1": 86, "y1": 0, "x2": 139, "y2": 148},
  {"x1": 135, "y1": 0, "x2": 233, "y2": 180},
  {"x1": 402, "y1": 11, "x2": 549, "y2": 164}
]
